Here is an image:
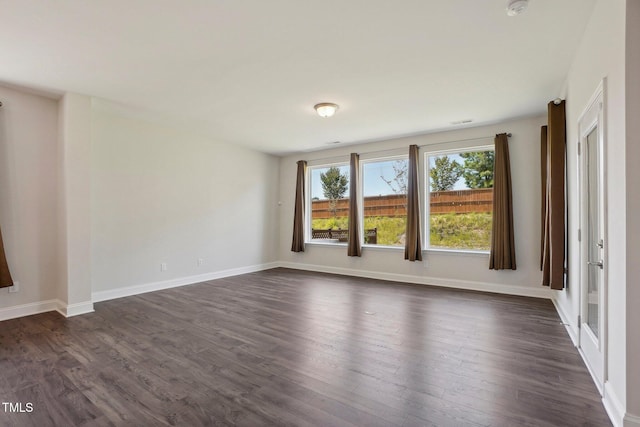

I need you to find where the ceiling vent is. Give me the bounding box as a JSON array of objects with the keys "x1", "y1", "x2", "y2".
[{"x1": 451, "y1": 119, "x2": 473, "y2": 125}]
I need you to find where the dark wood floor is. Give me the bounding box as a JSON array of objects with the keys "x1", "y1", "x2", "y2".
[{"x1": 0, "y1": 268, "x2": 610, "y2": 426}]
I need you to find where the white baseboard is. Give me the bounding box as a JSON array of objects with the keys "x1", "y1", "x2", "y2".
[
  {"x1": 1, "y1": 262, "x2": 279, "y2": 321},
  {"x1": 625, "y1": 413, "x2": 640, "y2": 427},
  {"x1": 551, "y1": 298, "x2": 578, "y2": 346},
  {"x1": 0, "y1": 299, "x2": 60, "y2": 322},
  {"x1": 56, "y1": 300, "x2": 95, "y2": 317},
  {"x1": 603, "y1": 381, "x2": 626, "y2": 427},
  {"x1": 278, "y1": 262, "x2": 552, "y2": 299},
  {"x1": 92, "y1": 262, "x2": 280, "y2": 303},
  {"x1": 0, "y1": 299, "x2": 94, "y2": 321}
]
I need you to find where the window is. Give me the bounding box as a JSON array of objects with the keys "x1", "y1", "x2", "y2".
[
  {"x1": 362, "y1": 157, "x2": 408, "y2": 247},
  {"x1": 308, "y1": 164, "x2": 350, "y2": 243},
  {"x1": 426, "y1": 147, "x2": 494, "y2": 251}
]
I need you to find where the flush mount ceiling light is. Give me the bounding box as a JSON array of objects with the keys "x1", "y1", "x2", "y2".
[
  {"x1": 314, "y1": 103, "x2": 339, "y2": 118},
  {"x1": 506, "y1": 0, "x2": 528, "y2": 16}
]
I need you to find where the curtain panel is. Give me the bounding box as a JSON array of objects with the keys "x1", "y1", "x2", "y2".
[
  {"x1": 489, "y1": 133, "x2": 516, "y2": 270},
  {"x1": 291, "y1": 160, "x2": 307, "y2": 253},
  {"x1": 0, "y1": 227, "x2": 13, "y2": 288},
  {"x1": 348, "y1": 153, "x2": 362, "y2": 257},
  {"x1": 540, "y1": 126, "x2": 548, "y2": 270},
  {"x1": 541, "y1": 100, "x2": 566, "y2": 289},
  {"x1": 404, "y1": 144, "x2": 422, "y2": 261}
]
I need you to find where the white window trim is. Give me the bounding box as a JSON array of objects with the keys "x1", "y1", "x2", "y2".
[
  {"x1": 426, "y1": 248, "x2": 490, "y2": 256},
  {"x1": 362, "y1": 243, "x2": 405, "y2": 250},
  {"x1": 360, "y1": 154, "x2": 409, "y2": 248},
  {"x1": 305, "y1": 241, "x2": 348, "y2": 247},
  {"x1": 423, "y1": 144, "x2": 495, "y2": 253},
  {"x1": 302, "y1": 141, "x2": 496, "y2": 253},
  {"x1": 425, "y1": 144, "x2": 494, "y2": 157},
  {"x1": 307, "y1": 157, "x2": 349, "y2": 168},
  {"x1": 306, "y1": 162, "x2": 350, "y2": 246}
]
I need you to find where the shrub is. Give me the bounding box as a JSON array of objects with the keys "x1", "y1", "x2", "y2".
[
  {"x1": 311, "y1": 216, "x2": 406, "y2": 246},
  {"x1": 429, "y1": 212, "x2": 492, "y2": 250},
  {"x1": 311, "y1": 217, "x2": 349, "y2": 230},
  {"x1": 311, "y1": 212, "x2": 492, "y2": 250},
  {"x1": 363, "y1": 217, "x2": 406, "y2": 246}
]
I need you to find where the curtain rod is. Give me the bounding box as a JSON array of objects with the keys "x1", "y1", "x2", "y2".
[{"x1": 304, "y1": 133, "x2": 510, "y2": 164}]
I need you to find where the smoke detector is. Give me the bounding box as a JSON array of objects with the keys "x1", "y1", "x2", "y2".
[{"x1": 506, "y1": 0, "x2": 528, "y2": 16}]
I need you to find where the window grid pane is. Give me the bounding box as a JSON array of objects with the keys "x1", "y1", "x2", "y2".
[
  {"x1": 362, "y1": 158, "x2": 408, "y2": 247},
  {"x1": 427, "y1": 150, "x2": 494, "y2": 251},
  {"x1": 309, "y1": 165, "x2": 350, "y2": 243}
]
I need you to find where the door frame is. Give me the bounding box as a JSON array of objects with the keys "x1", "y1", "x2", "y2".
[{"x1": 576, "y1": 79, "x2": 608, "y2": 394}]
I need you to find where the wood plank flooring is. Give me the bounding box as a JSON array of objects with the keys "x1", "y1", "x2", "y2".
[{"x1": 0, "y1": 268, "x2": 611, "y2": 426}]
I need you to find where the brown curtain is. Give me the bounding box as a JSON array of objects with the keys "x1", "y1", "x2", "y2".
[
  {"x1": 348, "y1": 153, "x2": 362, "y2": 257},
  {"x1": 291, "y1": 160, "x2": 306, "y2": 253},
  {"x1": 540, "y1": 126, "x2": 548, "y2": 270},
  {"x1": 489, "y1": 133, "x2": 516, "y2": 270},
  {"x1": 404, "y1": 144, "x2": 422, "y2": 261},
  {"x1": 541, "y1": 100, "x2": 566, "y2": 289},
  {"x1": 0, "y1": 227, "x2": 13, "y2": 288}
]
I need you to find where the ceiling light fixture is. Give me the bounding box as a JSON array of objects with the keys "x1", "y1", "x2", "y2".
[
  {"x1": 506, "y1": 0, "x2": 528, "y2": 16},
  {"x1": 314, "y1": 103, "x2": 339, "y2": 118}
]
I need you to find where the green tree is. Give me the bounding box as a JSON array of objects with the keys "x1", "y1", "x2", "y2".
[
  {"x1": 320, "y1": 166, "x2": 348, "y2": 217},
  {"x1": 430, "y1": 156, "x2": 462, "y2": 191},
  {"x1": 460, "y1": 151, "x2": 494, "y2": 188}
]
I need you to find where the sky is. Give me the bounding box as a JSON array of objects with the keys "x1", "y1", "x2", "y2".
[
  {"x1": 310, "y1": 155, "x2": 469, "y2": 200},
  {"x1": 310, "y1": 160, "x2": 400, "y2": 199}
]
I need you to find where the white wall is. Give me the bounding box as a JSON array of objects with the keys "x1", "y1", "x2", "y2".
[
  {"x1": 625, "y1": 0, "x2": 640, "y2": 422},
  {"x1": 279, "y1": 115, "x2": 547, "y2": 297},
  {"x1": 58, "y1": 93, "x2": 93, "y2": 315},
  {"x1": 560, "y1": 0, "x2": 628, "y2": 423},
  {"x1": 0, "y1": 87, "x2": 283, "y2": 315},
  {"x1": 90, "y1": 106, "x2": 280, "y2": 296},
  {"x1": 0, "y1": 85, "x2": 60, "y2": 313}
]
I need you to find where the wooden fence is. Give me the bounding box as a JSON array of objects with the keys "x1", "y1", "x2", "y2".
[
  {"x1": 429, "y1": 188, "x2": 493, "y2": 214},
  {"x1": 311, "y1": 188, "x2": 492, "y2": 218}
]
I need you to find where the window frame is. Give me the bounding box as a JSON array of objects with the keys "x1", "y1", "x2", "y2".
[
  {"x1": 423, "y1": 144, "x2": 495, "y2": 254},
  {"x1": 360, "y1": 153, "x2": 409, "y2": 250},
  {"x1": 305, "y1": 161, "x2": 351, "y2": 246},
  {"x1": 302, "y1": 142, "x2": 496, "y2": 253}
]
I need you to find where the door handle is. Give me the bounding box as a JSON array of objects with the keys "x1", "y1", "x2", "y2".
[{"x1": 588, "y1": 260, "x2": 604, "y2": 269}]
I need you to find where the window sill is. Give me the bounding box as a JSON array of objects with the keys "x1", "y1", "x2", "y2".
[
  {"x1": 425, "y1": 248, "x2": 490, "y2": 257},
  {"x1": 304, "y1": 242, "x2": 490, "y2": 257},
  {"x1": 305, "y1": 242, "x2": 404, "y2": 251},
  {"x1": 305, "y1": 241, "x2": 347, "y2": 247},
  {"x1": 362, "y1": 244, "x2": 404, "y2": 251}
]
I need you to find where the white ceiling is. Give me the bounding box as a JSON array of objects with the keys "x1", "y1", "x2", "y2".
[{"x1": 0, "y1": 0, "x2": 595, "y2": 155}]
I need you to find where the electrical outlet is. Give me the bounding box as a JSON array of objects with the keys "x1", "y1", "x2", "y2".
[
  {"x1": 8, "y1": 281, "x2": 19, "y2": 293},
  {"x1": 197, "y1": 258, "x2": 204, "y2": 266},
  {"x1": 160, "y1": 263, "x2": 167, "y2": 272}
]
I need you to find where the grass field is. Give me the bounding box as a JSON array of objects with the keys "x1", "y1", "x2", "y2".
[
  {"x1": 429, "y1": 212, "x2": 492, "y2": 250},
  {"x1": 312, "y1": 212, "x2": 492, "y2": 249}
]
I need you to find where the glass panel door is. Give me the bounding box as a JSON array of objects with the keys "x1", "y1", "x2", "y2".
[
  {"x1": 578, "y1": 82, "x2": 606, "y2": 393},
  {"x1": 585, "y1": 127, "x2": 601, "y2": 338}
]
